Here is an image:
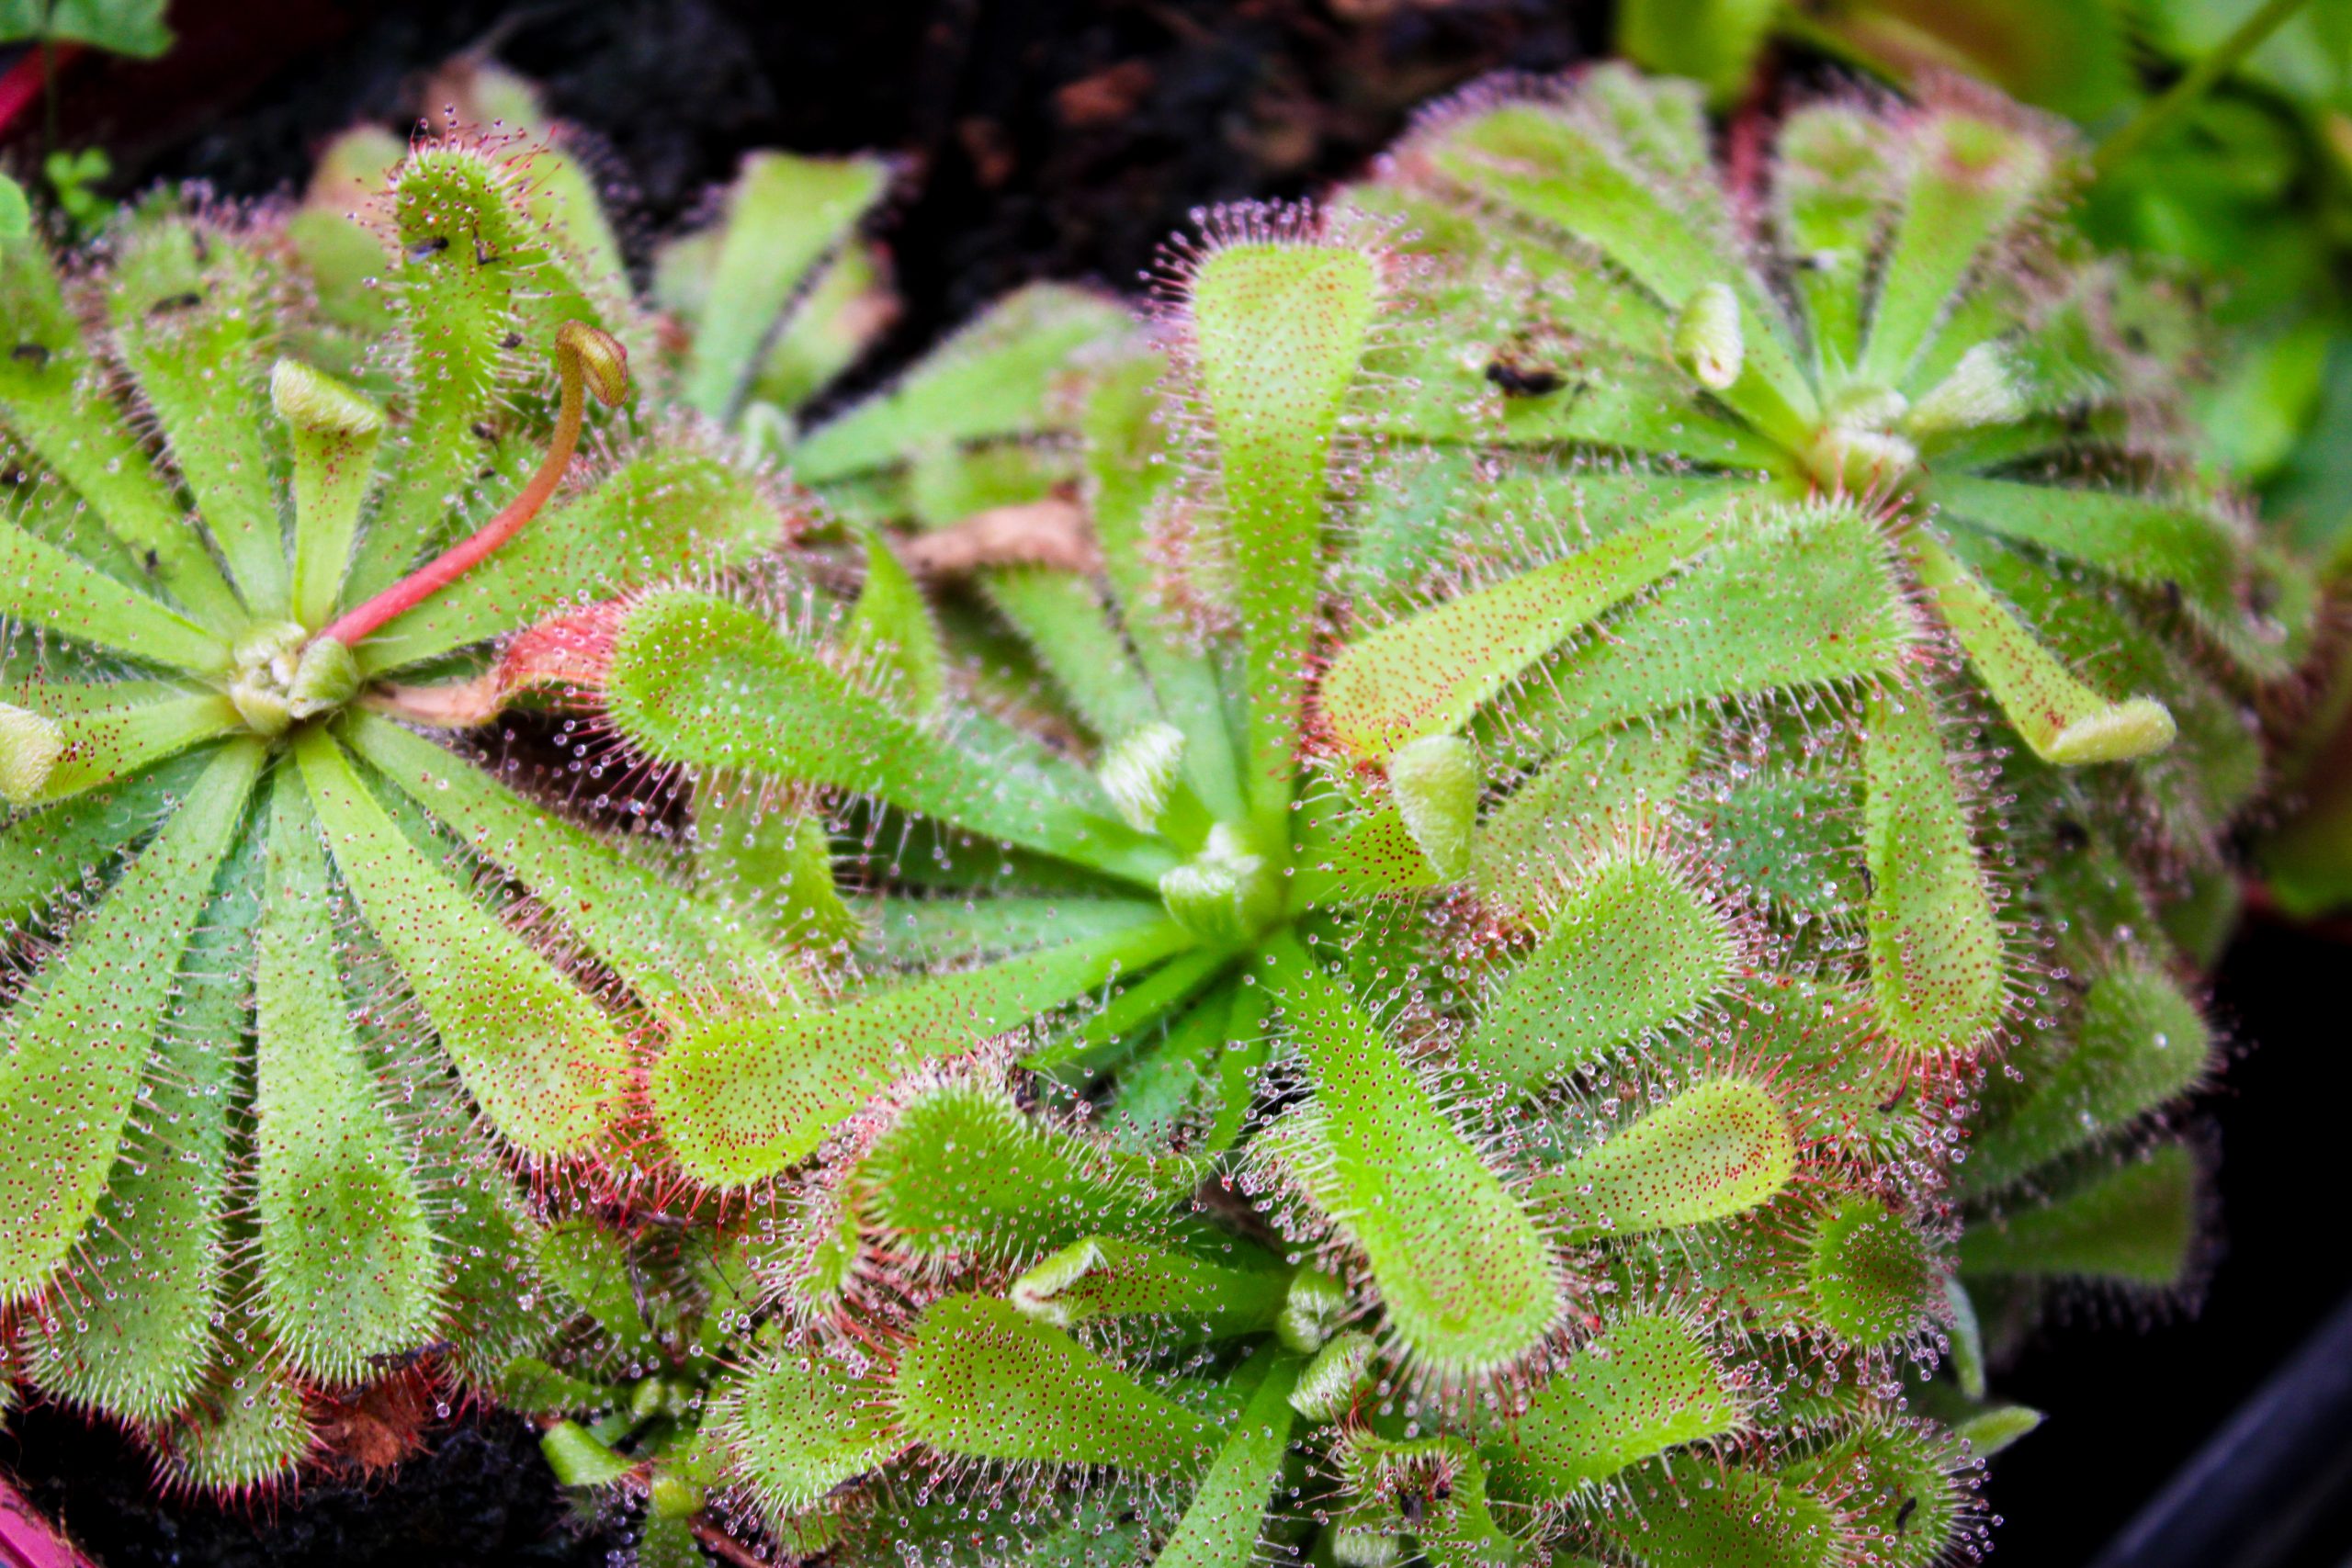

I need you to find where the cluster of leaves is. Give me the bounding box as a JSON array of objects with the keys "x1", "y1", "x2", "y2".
[
  {"x1": 1623, "y1": 0, "x2": 2352, "y2": 919},
  {"x1": 0, "y1": 99, "x2": 810, "y2": 1486},
  {"x1": 471, "y1": 65, "x2": 2301, "y2": 1567},
  {"x1": 0, "y1": 44, "x2": 2306, "y2": 1568}
]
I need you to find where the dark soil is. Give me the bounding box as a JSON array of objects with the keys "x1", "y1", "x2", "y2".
[
  {"x1": 39, "y1": 0, "x2": 1596, "y2": 390},
  {"x1": 4, "y1": 3, "x2": 2349, "y2": 1565},
  {"x1": 0, "y1": 1406, "x2": 623, "y2": 1568}
]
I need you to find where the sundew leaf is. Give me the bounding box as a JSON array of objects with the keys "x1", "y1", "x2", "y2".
[
  {"x1": 890, "y1": 1294, "x2": 1215, "y2": 1473},
  {"x1": 793, "y1": 284, "x2": 1131, "y2": 483},
  {"x1": 0, "y1": 738, "x2": 261, "y2": 1303},
  {"x1": 1859, "y1": 108, "x2": 2054, "y2": 389},
  {"x1": 1266, "y1": 933, "x2": 1560, "y2": 1379},
  {"x1": 346, "y1": 714, "x2": 784, "y2": 1003},
  {"x1": 1861, "y1": 685, "x2": 2006, "y2": 1062},
  {"x1": 1080, "y1": 348, "x2": 1250, "y2": 826},
  {"x1": 1460, "y1": 849, "x2": 1739, "y2": 1090},
  {"x1": 162, "y1": 1323, "x2": 315, "y2": 1493},
  {"x1": 1960, "y1": 1144, "x2": 2199, "y2": 1287},
  {"x1": 1782, "y1": 1417, "x2": 1966, "y2": 1568},
  {"x1": 985, "y1": 568, "x2": 1164, "y2": 746},
  {"x1": 1185, "y1": 236, "x2": 1379, "y2": 831},
  {"x1": 294, "y1": 728, "x2": 626, "y2": 1157},
  {"x1": 0, "y1": 227, "x2": 243, "y2": 625},
  {"x1": 1926, "y1": 476, "x2": 2244, "y2": 636},
  {"x1": 865, "y1": 892, "x2": 1165, "y2": 967},
  {"x1": 694, "y1": 788, "x2": 860, "y2": 953},
  {"x1": 1471, "y1": 718, "x2": 1700, "y2": 930},
  {"x1": 253, "y1": 773, "x2": 441, "y2": 1382},
  {"x1": 1773, "y1": 105, "x2": 1894, "y2": 375},
  {"x1": 0, "y1": 517, "x2": 231, "y2": 676},
  {"x1": 676, "y1": 152, "x2": 889, "y2": 423},
  {"x1": 1318, "y1": 505, "x2": 1714, "y2": 762},
  {"x1": 1803, "y1": 1197, "x2": 1938, "y2": 1347},
  {"x1": 1101, "y1": 979, "x2": 1240, "y2": 1154},
  {"x1": 21, "y1": 691, "x2": 240, "y2": 806},
  {"x1": 0, "y1": 750, "x2": 199, "y2": 929},
  {"x1": 22, "y1": 810, "x2": 255, "y2": 1421},
  {"x1": 359, "y1": 449, "x2": 788, "y2": 674},
  {"x1": 1532, "y1": 1077, "x2": 1798, "y2": 1242},
  {"x1": 275, "y1": 358, "x2": 387, "y2": 628},
  {"x1": 1908, "y1": 531, "x2": 2176, "y2": 765},
  {"x1": 1962, "y1": 961, "x2": 2210, "y2": 1195},
  {"x1": 713, "y1": 1349, "x2": 899, "y2": 1520},
  {"x1": 1414, "y1": 82, "x2": 1817, "y2": 442},
  {"x1": 1032, "y1": 944, "x2": 1231, "y2": 1076},
  {"x1": 1291, "y1": 804, "x2": 1441, "y2": 907},
  {"x1": 844, "y1": 532, "x2": 946, "y2": 717},
  {"x1": 650, "y1": 916, "x2": 1194, "y2": 1187},
  {"x1": 343, "y1": 144, "x2": 615, "y2": 603},
  {"x1": 749, "y1": 240, "x2": 892, "y2": 414},
  {"x1": 1011, "y1": 1236, "x2": 1290, "y2": 1337},
  {"x1": 1498, "y1": 501, "x2": 1913, "y2": 762},
  {"x1": 1482, "y1": 1311, "x2": 1746, "y2": 1501},
  {"x1": 605, "y1": 588, "x2": 1171, "y2": 885},
  {"x1": 1945, "y1": 527, "x2": 2259, "y2": 852},
  {"x1": 853, "y1": 1080, "x2": 1208, "y2": 1264},
  {"x1": 1152, "y1": 1346, "x2": 1299, "y2": 1568},
  {"x1": 109, "y1": 216, "x2": 288, "y2": 615},
  {"x1": 1598, "y1": 1460, "x2": 1845, "y2": 1568},
  {"x1": 1336, "y1": 1434, "x2": 1525, "y2": 1568}
]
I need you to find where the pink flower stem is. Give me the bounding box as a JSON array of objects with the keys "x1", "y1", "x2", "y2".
[{"x1": 314, "y1": 321, "x2": 623, "y2": 650}]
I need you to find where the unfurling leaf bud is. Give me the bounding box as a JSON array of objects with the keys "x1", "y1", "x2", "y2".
[
  {"x1": 1907, "y1": 342, "x2": 2027, "y2": 436},
  {"x1": 286, "y1": 637, "x2": 359, "y2": 719},
  {"x1": 0, "y1": 700, "x2": 63, "y2": 806},
  {"x1": 1100, "y1": 721, "x2": 1186, "y2": 831},
  {"x1": 1278, "y1": 1265, "x2": 1351, "y2": 1353},
  {"x1": 1387, "y1": 733, "x2": 1478, "y2": 880},
  {"x1": 1673, "y1": 281, "x2": 1744, "y2": 390},
  {"x1": 1159, "y1": 822, "x2": 1282, "y2": 942},
  {"x1": 1289, "y1": 1329, "x2": 1376, "y2": 1421},
  {"x1": 270, "y1": 357, "x2": 385, "y2": 435}
]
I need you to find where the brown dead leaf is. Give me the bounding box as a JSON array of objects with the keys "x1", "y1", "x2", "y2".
[{"x1": 899, "y1": 497, "x2": 1100, "y2": 578}]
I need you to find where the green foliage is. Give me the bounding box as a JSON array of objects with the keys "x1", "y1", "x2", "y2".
[
  {"x1": 0, "y1": 41, "x2": 2302, "y2": 1566},
  {"x1": 491, "y1": 57, "x2": 2304, "y2": 1567},
  {"x1": 0, "y1": 126, "x2": 804, "y2": 1487},
  {"x1": 0, "y1": 0, "x2": 170, "y2": 58}
]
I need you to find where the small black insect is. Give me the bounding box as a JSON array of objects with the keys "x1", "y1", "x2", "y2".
[
  {"x1": 1858, "y1": 863, "x2": 1877, "y2": 897},
  {"x1": 2051, "y1": 816, "x2": 2090, "y2": 853},
  {"x1": 10, "y1": 343, "x2": 50, "y2": 366},
  {"x1": 1895, "y1": 1496, "x2": 1917, "y2": 1533},
  {"x1": 471, "y1": 420, "x2": 499, "y2": 442},
  {"x1": 142, "y1": 548, "x2": 160, "y2": 574},
  {"x1": 148, "y1": 291, "x2": 204, "y2": 315},
  {"x1": 2159, "y1": 579, "x2": 2185, "y2": 615},
  {"x1": 1398, "y1": 1491, "x2": 1426, "y2": 1527},
  {"x1": 364, "y1": 1339, "x2": 454, "y2": 1371},
  {"x1": 1484, "y1": 357, "x2": 1564, "y2": 398},
  {"x1": 476, "y1": 242, "x2": 499, "y2": 267},
  {"x1": 498, "y1": 331, "x2": 523, "y2": 350},
  {"x1": 1430, "y1": 1477, "x2": 1452, "y2": 1504},
  {"x1": 407, "y1": 236, "x2": 450, "y2": 262}
]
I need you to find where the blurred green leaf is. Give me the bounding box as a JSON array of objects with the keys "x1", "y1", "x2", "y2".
[{"x1": 0, "y1": 0, "x2": 172, "y2": 57}]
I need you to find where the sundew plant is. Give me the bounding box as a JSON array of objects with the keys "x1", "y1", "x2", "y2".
[
  {"x1": 468, "y1": 63, "x2": 2308, "y2": 1568},
  {"x1": 0, "y1": 124, "x2": 808, "y2": 1486}
]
